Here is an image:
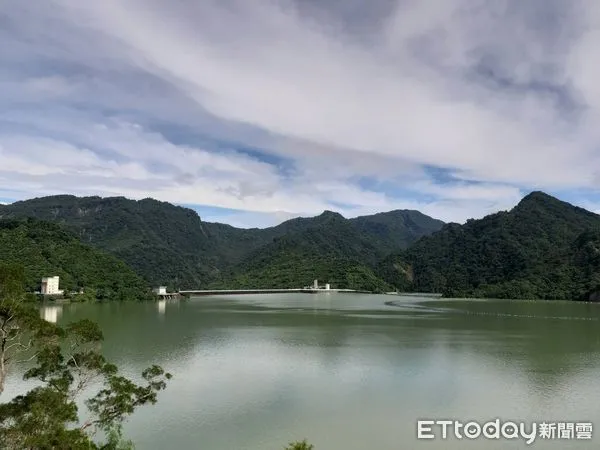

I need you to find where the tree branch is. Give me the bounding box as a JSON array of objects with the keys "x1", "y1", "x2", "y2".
[
  {"x1": 5, "y1": 339, "x2": 32, "y2": 352},
  {"x1": 15, "y1": 351, "x2": 39, "y2": 364}
]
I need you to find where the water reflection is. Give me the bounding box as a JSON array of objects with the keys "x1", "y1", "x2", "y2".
[
  {"x1": 157, "y1": 299, "x2": 166, "y2": 316},
  {"x1": 40, "y1": 304, "x2": 63, "y2": 323}
]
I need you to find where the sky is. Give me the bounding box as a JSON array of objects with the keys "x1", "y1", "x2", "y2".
[{"x1": 2, "y1": 0, "x2": 600, "y2": 228}]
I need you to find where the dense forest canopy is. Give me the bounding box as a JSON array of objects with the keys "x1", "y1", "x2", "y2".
[
  {"x1": 377, "y1": 192, "x2": 600, "y2": 300},
  {"x1": 212, "y1": 212, "x2": 394, "y2": 292},
  {"x1": 0, "y1": 196, "x2": 443, "y2": 290},
  {"x1": 0, "y1": 218, "x2": 151, "y2": 301}
]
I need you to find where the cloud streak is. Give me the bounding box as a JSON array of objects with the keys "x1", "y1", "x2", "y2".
[{"x1": 1, "y1": 0, "x2": 600, "y2": 226}]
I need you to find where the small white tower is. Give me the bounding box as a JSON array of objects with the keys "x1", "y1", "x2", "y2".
[{"x1": 313, "y1": 279, "x2": 318, "y2": 289}]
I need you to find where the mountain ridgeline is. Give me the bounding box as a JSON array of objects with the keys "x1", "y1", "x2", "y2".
[
  {"x1": 378, "y1": 192, "x2": 600, "y2": 301},
  {"x1": 2, "y1": 191, "x2": 600, "y2": 301},
  {"x1": 0, "y1": 196, "x2": 444, "y2": 292},
  {"x1": 0, "y1": 195, "x2": 226, "y2": 289}
]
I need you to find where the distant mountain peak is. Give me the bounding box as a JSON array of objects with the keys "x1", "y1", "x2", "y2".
[
  {"x1": 514, "y1": 191, "x2": 566, "y2": 212},
  {"x1": 318, "y1": 210, "x2": 345, "y2": 220},
  {"x1": 518, "y1": 191, "x2": 557, "y2": 204},
  {"x1": 378, "y1": 189, "x2": 600, "y2": 300},
  {"x1": 515, "y1": 191, "x2": 598, "y2": 218},
  {"x1": 388, "y1": 209, "x2": 421, "y2": 214}
]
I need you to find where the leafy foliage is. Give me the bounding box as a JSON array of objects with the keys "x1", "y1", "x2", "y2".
[
  {"x1": 0, "y1": 219, "x2": 152, "y2": 301},
  {"x1": 378, "y1": 192, "x2": 600, "y2": 300},
  {"x1": 0, "y1": 264, "x2": 171, "y2": 449}
]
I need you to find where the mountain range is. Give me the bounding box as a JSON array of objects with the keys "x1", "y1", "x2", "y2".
[
  {"x1": 2, "y1": 191, "x2": 600, "y2": 301},
  {"x1": 0, "y1": 195, "x2": 444, "y2": 292}
]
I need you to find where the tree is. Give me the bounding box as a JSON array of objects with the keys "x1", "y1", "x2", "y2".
[
  {"x1": 0, "y1": 263, "x2": 46, "y2": 395},
  {"x1": 0, "y1": 263, "x2": 172, "y2": 449},
  {"x1": 284, "y1": 440, "x2": 314, "y2": 450}
]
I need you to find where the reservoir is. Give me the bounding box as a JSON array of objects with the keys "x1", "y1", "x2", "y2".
[{"x1": 10, "y1": 293, "x2": 600, "y2": 449}]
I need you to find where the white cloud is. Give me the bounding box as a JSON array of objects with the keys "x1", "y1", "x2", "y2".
[{"x1": 1, "y1": 0, "x2": 600, "y2": 227}]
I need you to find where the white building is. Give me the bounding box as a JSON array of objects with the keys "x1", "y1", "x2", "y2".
[
  {"x1": 41, "y1": 276, "x2": 64, "y2": 295},
  {"x1": 313, "y1": 279, "x2": 319, "y2": 289},
  {"x1": 153, "y1": 286, "x2": 167, "y2": 295}
]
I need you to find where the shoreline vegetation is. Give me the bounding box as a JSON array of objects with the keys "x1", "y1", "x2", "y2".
[{"x1": 0, "y1": 219, "x2": 154, "y2": 303}]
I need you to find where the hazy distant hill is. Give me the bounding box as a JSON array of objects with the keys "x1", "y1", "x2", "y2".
[
  {"x1": 0, "y1": 218, "x2": 150, "y2": 300},
  {"x1": 377, "y1": 192, "x2": 600, "y2": 300},
  {"x1": 0, "y1": 196, "x2": 444, "y2": 289}
]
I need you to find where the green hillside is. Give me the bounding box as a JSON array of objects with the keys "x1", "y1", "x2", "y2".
[
  {"x1": 378, "y1": 192, "x2": 600, "y2": 300},
  {"x1": 0, "y1": 195, "x2": 220, "y2": 289},
  {"x1": 213, "y1": 211, "x2": 392, "y2": 291},
  {"x1": 0, "y1": 218, "x2": 151, "y2": 301},
  {"x1": 0, "y1": 196, "x2": 443, "y2": 290},
  {"x1": 349, "y1": 209, "x2": 445, "y2": 252}
]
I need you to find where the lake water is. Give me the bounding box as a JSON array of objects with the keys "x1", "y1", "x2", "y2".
[{"x1": 9, "y1": 293, "x2": 600, "y2": 449}]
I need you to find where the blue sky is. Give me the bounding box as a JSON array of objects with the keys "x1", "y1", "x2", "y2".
[{"x1": 2, "y1": 0, "x2": 600, "y2": 228}]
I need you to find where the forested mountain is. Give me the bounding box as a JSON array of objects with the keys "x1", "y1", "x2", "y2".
[
  {"x1": 0, "y1": 196, "x2": 443, "y2": 289},
  {"x1": 349, "y1": 209, "x2": 445, "y2": 252},
  {"x1": 0, "y1": 195, "x2": 217, "y2": 289},
  {"x1": 0, "y1": 195, "x2": 271, "y2": 289},
  {"x1": 0, "y1": 218, "x2": 151, "y2": 300},
  {"x1": 377, "y1": 192, "x2": 600, "y2": 300},
  {"x1": 212, "y1": 211, "x2": 393, "y2": 291}
]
